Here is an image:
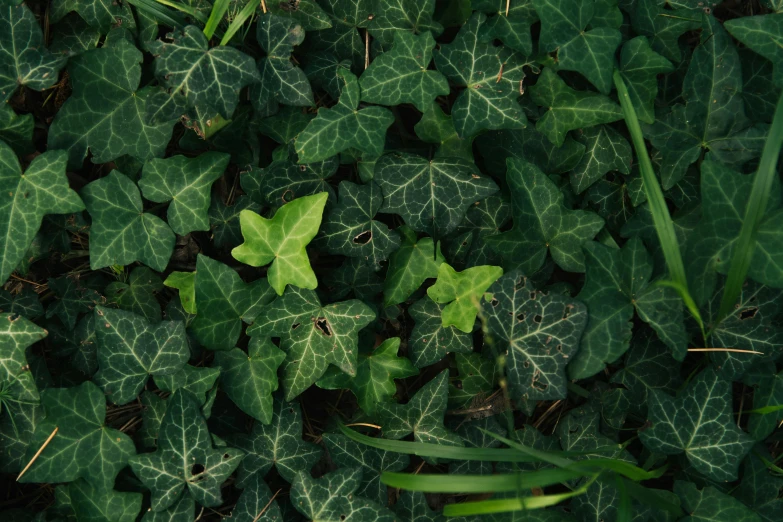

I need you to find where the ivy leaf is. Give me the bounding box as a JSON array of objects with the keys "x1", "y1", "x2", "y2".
[
  {"x1": 367, "y1": 0, "x2": 443, "y2": 45},
  {"x1": 610, "y1": 333, "x2": 683, "y2": 408},
  {"x1": 48, "y1": 38, "x2": 175, "y2": 170},
  {"x1": 322, "y1": 257, "x2": 383, "y2": 301},
  {"x1": 248, "y1": 286, "x2": 375, "y2": 399},
  {"x1": 645, "y1": 16, "x2": 764, "y2": 189},
  {"x1": 318, "y1": 337, "x2": 418, "y2": 414},
  {"x1": 529, "y1": 68, "x2": 623, "y2": 147},
  {"x1": 164, "y1": 271, "x2": 195, "y2": 315},
  {"x1": 106, "y1": 267, "x2": 163, "y2": 323},
  {"x1": 570, "y1": 125, "x2": 631, "y2": 194},
  {"x1": 190, "y1": 255, "x2": 275, "y2": 351},
  {"x1": 414, "y1": 103, "x2": 474, "y2": 161},
  {"x1": 0, "y1": 398, "x2": 39, "y2": 474},
  {"x1": 394, "y1": 491, "x2": 446, "y2": 522},
  {"x1": 359, "y1": 31, "x2": 449, "y2": 112},
  {"x1": 744, "y1": 366, "x2": 783, "y2": 441},
  {"x1": 557, "y1": 404, "x2": 633, "y2": 461},
  {"x1": 46, "y1": 275, "x2": 102, "y2": 330},
  {"x1": 725, "y1": 13, "x2": 783, "y2": 86},
  {"x1": 267, "y1": 0, "x2": 332, "y2": 30},
  {"x1": 19, "y1": 381, "x2": 136, "y2": 490},
  {"x1": 486, "y1": 158, "x2": 604, "y2": 274},
  {"x1": 295, "y1": 70, "x2": 393, "y2": 163},
  {"x1": 213, "y1": 338, "x2": 286, "y2": 424},
  {"x1": 251, "y1": 14, "x2": 313, "y2": 117},
  {"x1": 408, "y1": 296, "x2": 473, "y2": 368},
  {"x1": 481, "y1": 269, "x2": 587, "y2": 402},
  {"x1": 309, "y1": 0, "x2": 372, "y2": 70},
  {"x1": 232, "y1": 192, "x2": 328, "y2": 296},
  {"x1": 0, "y1": 5, "x2": 66, "y2": 102},
  {"x1": 50, "y1": 0, "x2": 134, "y2": 32},
  {"x1": 138, "y1": 152, "x2": 229, "y2": 236},
  {"x1": 231, "y1": 395, "x2": 322, "y2": 484},
  {"x1": 639, "y1": 368, "x2": 754, "y2": 482},
  {"x1": 449, "y1": 351, "x2": 496, "y2": 409},
  {"x1": 433, "y1": 12, "x2": 528, "y2": 137},
  {"x1": 0, "y1": 103, "x2": 33, "y2": 155},
  {"x1": 93, "y1": 306, "x2": 189, "y2": 405},
  {"x1": 81, "y1": 170, "x2": 175, "y2": 272},
  {"x1": 427, "y1": 262, "x2": 503, "y2": 333},
  {"x1": 625, "y1": 0, "x2": 700, "y2": 62},
  {"x1": 533, "y1": 0, "x2": 622, "y2": 93},
  {"x1": 231, "y1": 476, "x2": 282, "y2": 522},
  {"x1": 0, "y1": 313, "x2": 46, "y2": 405},
  {"x1": 68, "y1": 479, "x2": 142, "y2": 522},
  {"x1": 148, "y1": 26, "x2": 260, "y2": 121},
  {"x1": 474, "y1": 0, "x2": 539, "y2": 55},
  {"x1": 129, "y1": 390, "x2": 244, "y2": 512},
  {"x1": 687, "y1": 160, "x2": 783, "y2": 307},
  {"x1": 0, "y1": 142, "x2": 83, "y2": 285},
  {"x1": 154, "y1": 364, "x2": 221, "y2": 408},
  {"x1": 49, "y1": 13, "x2": 101, "y2": 58},
  {"x1": 378, "y1": 370, "x2": 463, "y2": 447},
  {"x1": 374, "y1": 153, "x2": 498, "y2": 237},
  {"x1": 383, "y1": 227, "x2": 444, "y2": 307},
  {"x1": 675, "y1": 481, "x2": 761, "y2": 522},
  {"x1": 618, "y1": 36, "x2": 674, "y2": 125},
  {"x1": 0, "y1": 286, "x2": 43, "y2": 320},
  {"x1": 315, "y1": 181, "x2": 400, "y2": 271},
  {"x1": 209, "y1": 195, "x2": 263, "y2": 250},
  {"x1": 291, "y1": 468, "x2": 398, "y2": 521},
  {"x1": 735, "y1": 448, "x2": 783, "y2": 522},
  {"x1": 476, "y1": 127, "x2": 585, "y2": 177},
  {"x1": 568, "y1": 238, "x2": 686, "y2": 380},
  {"x1": 322, "y1": 432, "x2": 409, "y2": 505}
]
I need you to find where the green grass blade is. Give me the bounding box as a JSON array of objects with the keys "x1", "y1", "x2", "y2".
[
  {"x1": 220, "y1": 0, "x2": 260, "y2": 46},
  {"x1": 381, "y1": 469, "x2": 587, "y2": 493},
  {"x1": 715, "y1": 91, "x2": 783, "y2": 327},
  {"x1": 612, "y1": 69, "x2": 705, "y2": 337},
  {"x1": 616, "y1": 475, "x2": 632, "y2": 522},
  {"x1": 203, "y1": 0, "x2": 231, "y2": 39},
  {"x1": 124, "y1": 0, "x2": 186, "y2": 28}
]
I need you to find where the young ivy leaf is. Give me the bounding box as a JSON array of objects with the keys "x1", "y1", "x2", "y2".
[
  {"x1": 322, "y1": 432, "x2": 410, "y2": 506},
  {"x1": 374, "y1": 153, "x2": 498, "y2": 238},
  {"x1": 0, "y1": 5, "x2": 66, "y2": 102},
  {"x1": 93, "y1": 306, "x2": 190, "y2": 405},
  {"x1": 427, "y1": 262, "x2": 503, "y2": 333},
  {"x1": 726, "y1": 13, "x2": 783, "y2": 86},
  {"x1": 359, "y1": 31, "x2": 449, "y2": 112},
  {"x1": 618, "y1": 36, "x2": 675, "y2": 125},
  {"x1": 19, "y1": 381, "x2": 136, "y2": 490},
  {"x1": 533, "y1": 0, "x2": 622, "y2": 94},
  {"x1": 433, "y1": 12, "x2": 529, "y2": 138},
  {"x1": 314, "y1": 181, "x2": 400, "y2": 271},
  {"x1": 190, "y1": 255, "x2": 275, "y2": 351},
  {"x1": 675, "y1": 481, "x2": 762, "y2": 522},
  {"x1": 378, "y1": 370, "x2": 463, "y2": 448},
  {"x1": 138, "y1": 152, "x2": 229, "y2": 236},
  {"x1": 0, "y1": 142, "x2": 84, "y2": 285},
  {"x1": 408, "y1": 296, "x2": 473, "y2": 368},
  {"x1": 646, "y1": 16, "x2": 766, "y2": 189},
  {"x1": 148, "y1": 25, "x2": 260, "y2": 122},
  {"x1": 48, "y1": 38, "x2": 175, "y2": 170},
  {"x1": 367, "y1": 0, "x2": 443, "y2": 45},
  {"x1": 291, "y1": 468, "x2": 398, "y2": 521},
  {"x1": 318, "y1": 337, "x2": 419, "y2": 415},
  {"x1": 295, "y1": 70, "x2": 393, "y2": 163},
  {"x1": 130, "y1": 390, "x2": 244, "y2": 512},
  {"x1": 213, "y1": 337, "x2": 286, "y2": 424},
  {"x1": 474, "y1": 0, "x2": 539, "y2": 56},
  {"x1": 232, "y1": 192, "x2": 328, "y2": 296},
  {"x1": 252, "y1": 14, "x2": 313, "y2": 118},
  {"x1": 231, "y1": 395, "x2": 322, "y2": 485},
  {"x1": 67, "y1": 479, "x2": 142, "y2": 522},
  {"x1": 248, "y1": 286, "x2": 375, "y2": 400},
  {"x1": 481, "y1": 270, "x2": 587, "y2": 403},
  {"x1": 529, "y1": 68, "x2": 623, "y2": 147},
  {"x1": 568, "y1": 239, "x2": 687, "y2": 381},
  {"x1": 486, "y1": 158, "x2": 604, "y2": 274},
  {"x1": 383, "y1": 227, "x2": 444, "y2": 307},
  {"x1": 164, "y1": 271, "x2": 196, "y2": 315},
  {"x1": 81, "y1": 170, "x2": 175, "y2": 272},
  {"x1": 640, "y1": 368, "x2": 754, "y2": 482},
  {"x1": 105, "y1": 267, "x2": 163, "y2": 323},
  {"x1": 0, "y1": 313, "x2": 46, "y2": 405}
]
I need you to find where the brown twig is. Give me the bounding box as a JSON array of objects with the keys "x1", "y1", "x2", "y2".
[
  {"x1": 506, "y1": 0, "x2": 510, "y2": 16},
  {"x1": 260, "y1": 0, "x2": 267, "y2": 14},
  {"x1": 688, "y1": 348, "x2": 763, "y2": 354},
  {"x1": 17, "y1": 427, "x2": 58, "y2": 481},
  {"x1": 253, "y1": 489, "x2": 282, "y2": 522},
  {"x1": 365, "y1": 30, "x2": 370, "y2": 69}
]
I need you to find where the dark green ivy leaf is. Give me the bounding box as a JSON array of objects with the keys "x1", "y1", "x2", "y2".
[
  {"x1": 383, "y1": 227, "x2": 444, "y2": 307},
  {"x1": 618, "y1": 36, "x2": 674, "y2": 125},
  {"x1": 67, "y1": 479, "x2": 141, "y2": 522},
  {"x1": 46, "y1": 275, "x2": 103, "y2": 330},
  {"x1": 570, "y1": 125, "x2": 631, "y2": 194},
  {"x1": 105, "y1": 267, "x2": 163, "y2": 323},
  {"x1": 474, "y1": 0, "x2": 539, "y2": 56},
  {"x1": 408, "y1": 296, "x2": 473, "y2": 368},
  {"x1": 725, "y1": 13, "x2": 783, "y2": 86},
  {"x1": 675, "y1": 480, "x2": 761, "y2": 522},
  {"x1": 367, "y1": 0, "x2": 443, "y2": 45}
]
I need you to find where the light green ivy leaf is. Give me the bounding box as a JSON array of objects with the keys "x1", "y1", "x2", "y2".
[
  {"x1": 427, "y1": 262, "x2": 503, "y2": 333},
  {"x1": 163, "y1": 271, "x2": 196, "y2": 315}
]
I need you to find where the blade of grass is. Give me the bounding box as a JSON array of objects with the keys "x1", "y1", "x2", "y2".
[
  {"x1": 381, "y1": 469, "x2": 587, "y2": 493},
  {"x1": 220, "y1": 0, "x2": 260, "y2": 46},
  {"x1": 714, "y1": 91, "x2": 783, "y2": 328},
  {"x1": 124, "y1": 0, "x2": 186, "y2": 28},
  {"x1": 203, "y1": 0, "x2": 231, "y2": 39},
  {"x1": 442, "y1": 474, "x2": 599, "y2": 517},
  {"x1": 616, "y1": 475, "x2": 632, "y2": 522},
  {"x1": 612, "y1": 69, "x2": 705, "y2": 339}
]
